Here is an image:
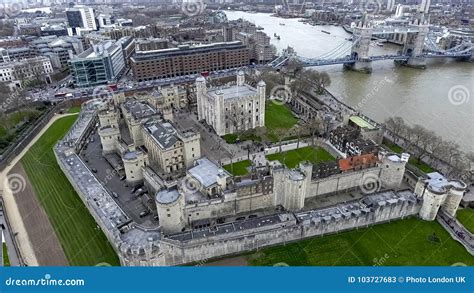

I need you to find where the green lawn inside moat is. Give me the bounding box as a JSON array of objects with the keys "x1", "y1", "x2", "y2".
[
  {"x1": 246, "y1": 218, "x2": 474, "y2": 266},
  {"x1": 20, "y1": 115, "x2": 120, "y2": 266},
  {"x1": 266, "y1": 146, "x2": 335, "y2": 168}
]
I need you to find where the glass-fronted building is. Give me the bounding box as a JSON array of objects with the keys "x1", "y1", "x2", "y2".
[{"x1": 69, "y1": 40, "x2": 125, "y2": 87}]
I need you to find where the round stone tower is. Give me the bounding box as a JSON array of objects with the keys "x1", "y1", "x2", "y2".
[
  {"x1": 155, "y1": 187, "x2": 185, "y2": 235},
  {"x1": 418, "y1": 183, "x2": 448, "y2": 221},
  {"x1": 416, "y1": 173, "x2": 467, "y2": 221},
  {"x1": 122, "y1": 146, "x2": 147, "y2": 185},
  {"x1": 442, "y1": 180, "x2": 467, "y2": 217}
]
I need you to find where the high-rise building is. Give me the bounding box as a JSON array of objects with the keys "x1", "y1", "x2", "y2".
[
  {"x1": 419, "y1": 0, "x2": 430, "y2": 14},
  {"x1": 387, "y1": 0, "x2": 395, "y2": 12},
  {"x1": 66, "y1": 5, "x2": 97, "y2": 35}
]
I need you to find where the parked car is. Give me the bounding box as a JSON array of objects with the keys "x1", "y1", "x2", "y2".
[
  {"x1": 112, "y1": 192, "x2": 119, "y2": 198},
  {"x1": 139, "y1": 210, "x2": 150, "y2": 218}
]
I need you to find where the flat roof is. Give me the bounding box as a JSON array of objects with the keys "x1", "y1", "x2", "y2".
[
  {"x1": 188, "y1": 158, "x2": 230, "y2": 188},
  {"x1": 156, "y1": 188, "x2": 180, "y2": 204},
  {"x1": 208, "y1": 84, "x2": 257, "y2": 100},
  {"x1": 349, "y1": 116, "x2": 376, "y2": 130}
]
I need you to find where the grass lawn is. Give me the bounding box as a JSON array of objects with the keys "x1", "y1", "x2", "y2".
[
  {"x1": 3, "y1": 243, "x2": 10, "y2": 266},
  {"x1": 267, "y1": 146, "x2": 335, "y2": 168},
  {"x1": 265, "y1": 102, "x2": 298, "y2": 142},
  {"x1": 223, "y1": 160, "x2": 252, "y2": 176},
  {"x1": 21, "y1": 115, "x2": 120, "y2": 266},
  {"x1": 457, "y1": 208, "x2": 474, "y2": 234},
  {"x1": 247, "y1": 218, "x2": 474, "y2": 266},
  {"x1": 67, "y1": 106, "x2": 82, "y2": 114},
  {"x1": 383, "y1": 141, "x2": 435, "y2": 173}
]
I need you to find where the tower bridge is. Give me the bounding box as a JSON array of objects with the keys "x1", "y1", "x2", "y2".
[{"x1": 269, "y1": 20, "x2": 473, "y2": 73}]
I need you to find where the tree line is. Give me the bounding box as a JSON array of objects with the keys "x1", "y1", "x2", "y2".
[{"x1": 385, "y1": 116, "x2": 473, "y2": 182}]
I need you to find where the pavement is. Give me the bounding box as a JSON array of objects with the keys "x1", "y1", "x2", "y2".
[{"x1": 437, "y1": 210, "x2": 474, "y2": 255}]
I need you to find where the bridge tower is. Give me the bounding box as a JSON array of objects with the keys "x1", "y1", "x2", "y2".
[
  {"x1": 345, "y1": 22, "x2": 373, "y2": 73},
  {"x1": 400, "y1": 19, "x2": 429, "y2": 68}
]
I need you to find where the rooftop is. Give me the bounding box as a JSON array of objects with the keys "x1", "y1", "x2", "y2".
[
  {"x1": 188, "y1": 158, "x2": 230, "y2": 188},
  {"x1": 425, "y1": 172, "x2": 467, "y2": 193},
  {"x1": 143, "y1": 120, "x2": 179, "y2": 149},
  {"x1": 156, "y1": 188, "x2": 181, "y2": 204},
  {"x1": 349, "y1": 116, "x2": 377, "y2": 130},
  {"x1": 122, "y1": 99, "x2": 158, "y2": 121},
  {"x1": 208, "y1": 84, "x2": 257, "y2": 100}
]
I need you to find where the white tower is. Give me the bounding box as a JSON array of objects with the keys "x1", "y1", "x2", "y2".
[
  {"x1": 236, "y1": 70, "x2": 245, "y2": 86},
  {"x1": 419, "y1": 0, "x2": 430, "y2": 14},
  {"x1": 195, "y1": 76, "x2": 207, "y2": 121}
]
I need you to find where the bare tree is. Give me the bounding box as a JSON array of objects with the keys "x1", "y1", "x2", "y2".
[
  {"x1": 318, "y1": 72, "x2": 331, "y2": 94},
  {"x1": 307, "y1": 116, "x2": 323, "y2": 146}
]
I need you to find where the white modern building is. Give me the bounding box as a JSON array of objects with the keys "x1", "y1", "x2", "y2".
[{"x1": 66, "y1": 5, "x2": 97, "y2": 35}]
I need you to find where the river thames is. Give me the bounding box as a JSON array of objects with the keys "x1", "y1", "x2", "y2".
[{"x1": 225, "y1": 11, "x2": 474, "y2": 153}]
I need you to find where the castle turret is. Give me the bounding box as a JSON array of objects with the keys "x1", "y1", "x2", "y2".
[
  {"x1": 416, "y1": 172, "x2": 467, "y2": 221},
  {"x1": 98, "y1": 108, "x2": 119, "y2": 128},
  {"x1": 195, "y1": 76, "x2": 206, "y2": 121},
  {"x1": 272, "y1": 162, "x2": 311, "y2": 211},
  {"x1": 379, "y1": 152, "x2": 408, "y2": 190},
  {"x1": 122, "y1": 145, "x2": 148, "y2": 186},
  {"x1": 178, "y1": 130, "x2": 201, "y2": 168},
  {"x1": 236, "y1": 70, "x2": 245, "y2": 86},
  {"x1": 257, "y1": 80, "x2": 266, "y2": 127},
  {"x1": 98, "y1": 126, "x2": 121, "y2": 155},
  {"x1": 155, "y1": 187, "x2": 185, "y2": 235}
]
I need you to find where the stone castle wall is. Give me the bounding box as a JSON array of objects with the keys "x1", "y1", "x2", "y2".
[{"x1": 156, "y1": 193, "x2": 421, "y2": 266}]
